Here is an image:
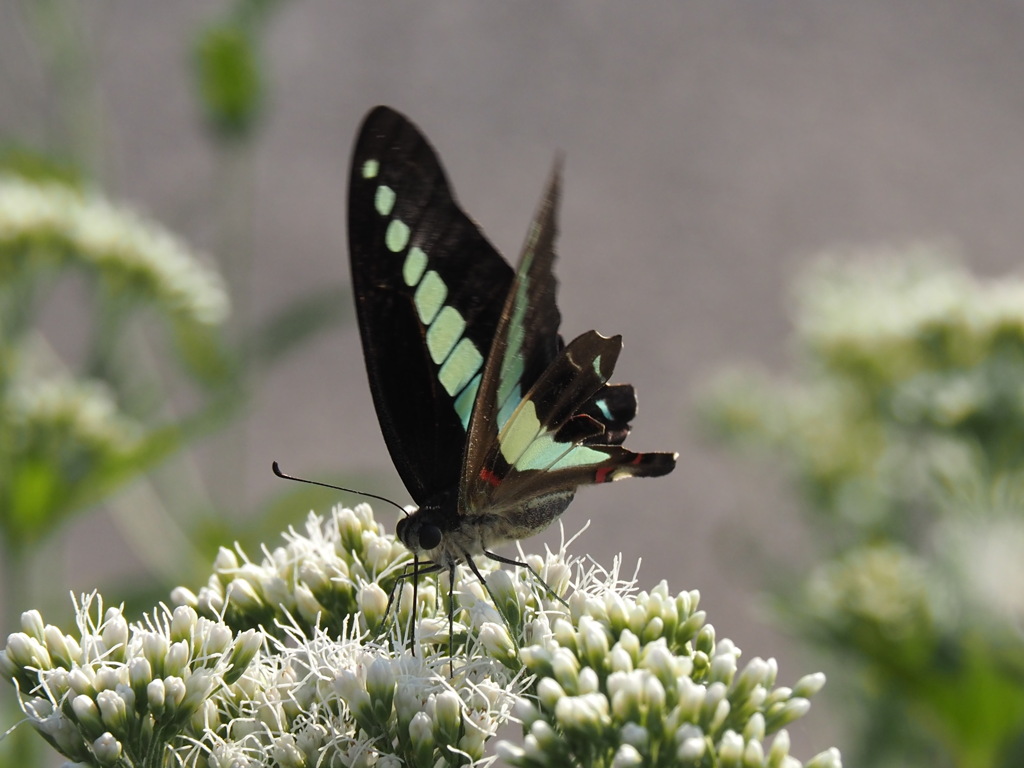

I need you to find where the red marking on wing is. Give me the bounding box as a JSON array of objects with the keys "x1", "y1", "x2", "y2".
[
  {"x1": 595, "y1": 466, "x2": 614, "y2": 483},
  {"x1": 480, "y1": 468, "x2": 502, "y2": 487}
]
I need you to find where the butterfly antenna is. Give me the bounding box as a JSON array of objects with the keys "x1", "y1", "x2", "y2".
[{"x1": 271, "y1": 461, "x2": 410, "y2": 517}]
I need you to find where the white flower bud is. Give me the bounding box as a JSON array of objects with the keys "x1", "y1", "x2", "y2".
[
  {"x1": 294, "y1": 584, "x2": 325, "y2": 624},
  {"x1": 93, "y1": 667, "x2": 121, "y2": 692},
  {"x1": 297, "y1": 561, "x2": 330, "y2": 594},
  {"x1": 537, "y1": 678, "x2": 566, "y2": 712},
  {"x1": 620, "y1": 722, "x2": 649, "y2": 749},
  {"x1": 20, "y1": 610, "x2": 45, "y2": 640},
  {"x1": 366, "y1": 658, "x2": 396, "y2": 714},
  {"x1": 170, "y1": 587, "x2": 199, "y2": 608},
  {"x1": 643, "y1": 674, "x2": 666, "y2": 719},
  {"x1": 676, "y1": 727, "x2": 706, "y2": 761},
  {"x1": 43, "y1": 625, "x2": 76, "y2": 668},
  {"x1": 478, "y1": 622, "x2": 517, "y2": 666},
  {"x1": 71, "y1": 694, "x2": 103, "y2": 736},
  {"x1": 543, "y1": 560, "x2": 571, "y2": 598},
  {"x1": 68, "y1": 667, "x2": 95, "y2": 696},
  {"x1": 611, "y1": 744, "x2": 643, "y2": 768},
  {"x1": 609, "y1": 645, "x2": 634, "y2": 673},
  {"x1": 551, "y1": 647, "x2": 581, "y2": 691},
  {"x1": 142, "y1": 633, "x2": 170, "y2": 676},
  {"x1": 364, "y1": 537, "x2": 393, "y2": 575},
  {"x1": 617, "y1": 629, "x2": 641, "y2": 663},
  {"x1": 640, "y1": 641, "x2": 676, "y2": 685},
  {"x1": 806, "y1": 747, "x2": 843, "y2": 768},
  {"x1": 487, "y1": 569, "x2": 521, "y2": 624},
  {"x1": 197, "y1": 587, "x2": 225, "y2": 615},
  {"x1": 701, "y1": 681, "x2": 728, "y2": 728},
  {"x1": 147, "y1": 679, "x2": 166, "y2": 716},
  {"x1": 101, "y1": 609, "x2": 129, "y2": 657},
  {"x1": 164, "y1": 641, "x2": 191, "y2": 678},
  {"x1": 519, "y1": 644, "x2": 552, "y2": 672},
  {"x1": 578, "y1": 666, "x2": 599, "y2": 695},
  {"x1": 732, "y1": 657, "x2": 771, "y2": 703},
  {"x1": 409, "y1": 710, "x2": 434, "y2": 765},
  {"x1": 495, "y1": 741, "x2": 526, "y2": 761},
  {"x1": 201, "y1": 621, "x2": 233, "y2": 658},
  {"x1": 213, "y1": 547, "x2": 240, "y2": 574},
  {"x1": 743, "y1": 712, "x2": 766, "y2": 743},
  {"x1": 767, "y1": 697, "x2": 811, "y2": 730},
  {"x1": 226, "y1": 578, "x2": 264, "y2": 613},
  {"x1": 180, "y1": 670, "x2": 218, "y2": 720},
  {"x1": 6, "y1": 633, "x2": 50, "y2": 670},
  {"x1": 393, "y1": 681, "x2": 422, "y2": 731},
  {"x1": 261, "y1": 576, "x2": 295, "y2": 614},
  {"x1": 163, "y1": 676, "x2": 187, "y2": 714},
  {"x1": 432, "y1": 690, "x2": 462, "y2": 746},
  {"x1": 768, "y1": 729, "x2": 791, "y2": 763},
  {"x1": 743, "y1": 738, "x2": 765, "y2": 766},
  {"x1": 92, "y1": 732, "x2": 122, "y2": 766},
  {"x1": 793, "y1": 672, "x2": 826, "y2": 699},
  {"x1": 334, "y1": 670, "x2": 370, "y2": 720},
  {"x1": 224, "y1": 629, "x2": 261, "y2": 685},
  {"x1": 97, "y1": 689, "x2": 131, "y2": 735},
  {"x1": 610, "y1": 671, "x2": 643, "y2": 723},
  {"x1": 357, "y1": 583, "x2": 389, "y2": 632},
  {"x1": 554, "y1": 692, "x2": 610, "y2": 735},
  {"x1": 709, "y1": 648, "x2": 737, "y2": 685},
  {"x1": 718, "y1": 730, "x2": 743, "y2": 763},
  {"x1": 271, "y1": 733, "x2": 306, "y2": 768}
]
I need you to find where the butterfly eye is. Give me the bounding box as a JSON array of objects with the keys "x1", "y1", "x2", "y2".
[{"x1": 419, "y1": 524, "x2": 442, "y2": 550}]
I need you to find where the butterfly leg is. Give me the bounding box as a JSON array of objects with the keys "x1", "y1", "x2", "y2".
[
  {"x1": 380, "y1": 556, "x2": 444, "y2": 652},
  {"x1": 483, "y1": 550, "x2": 570, "y2": 609},
  {"x1": 447, "y1": 561, "x2": 457, "y2": 678},
  {"x1": 461, "y1": 554, "x2": 526, "y2": 666}
]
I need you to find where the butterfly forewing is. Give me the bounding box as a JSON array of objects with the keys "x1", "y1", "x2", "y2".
[{"x1": 349, "y1": 107, "x2": 516, "y2": 503}]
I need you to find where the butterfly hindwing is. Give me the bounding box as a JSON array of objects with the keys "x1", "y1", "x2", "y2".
[
  {"x1": 467, "y1": 329, "x2": 675, "y2": 512},
  {"x1": 460, "y1": 169, "x2": 676, "y2": 514}
]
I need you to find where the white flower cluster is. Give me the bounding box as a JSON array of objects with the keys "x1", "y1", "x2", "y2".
[
  {"x1": 171, "y1": 505, "x2": 414, "y2": 635},
  {"x1": 6, "y1": 373, "x2": 141, "y2": 456},
  {"x1": 796, "y1": 244, "x2": 1024, "y2": 376},
  {"x1": 0, "y1": 174, "x2": 229, "y2": 326},
  {"x1": 805, "y1": 543, "x2": 935, "y2": 645},
  {"x1": 491, "y1": 548, "x2": 841, "y2": 768},
  {"x1": 2, "y1": 504, "x2": 839, "y2": 767},
  {"x1": 0, "y1": 598, "x2": 260, "y2": 767}
]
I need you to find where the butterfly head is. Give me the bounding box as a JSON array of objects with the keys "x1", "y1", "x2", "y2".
[
  {"x1": 395, "y1": 487, "x2": 461, "y2": 560},
  {"x1": 396, "y1": 513, "x2": 442, "y2": 554}
]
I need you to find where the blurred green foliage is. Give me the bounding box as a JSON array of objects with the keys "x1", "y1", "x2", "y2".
[
  {"x1": 0, "y1": 3, "x2": 350, "y2": 766},
  {"x1": 0, "y1": 172, "x2": 232, "y2": 548},
  {"x1": 701, "y1": 245, "x2": 1024, "y2": 768}
]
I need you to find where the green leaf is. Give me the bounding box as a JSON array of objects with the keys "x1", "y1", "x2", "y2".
[{"x1": 192, "y1": 22, "x2": 263, "y2": 141}]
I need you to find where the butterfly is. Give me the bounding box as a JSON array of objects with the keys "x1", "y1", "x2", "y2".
[{"x1": 348, "y1": 106, "x2": 677, "y2": 649}]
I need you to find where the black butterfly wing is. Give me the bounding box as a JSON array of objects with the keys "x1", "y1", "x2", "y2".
[
  {"x1": 348, "y1": 107, "x2": 563, "y2": 505},
  {"x1": 461, "y1": 169, "x2": 677, "y2": 513}
]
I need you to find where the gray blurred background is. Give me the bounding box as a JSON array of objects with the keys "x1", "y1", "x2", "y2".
[{"x1": 4, "y1": 1, "x2": 1024, "y2": 759}]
